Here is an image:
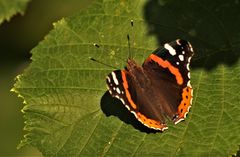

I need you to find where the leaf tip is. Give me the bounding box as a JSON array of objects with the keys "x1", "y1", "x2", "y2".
[{"x1": 52, "y1": 18, "x2": 67, "y2": 28}]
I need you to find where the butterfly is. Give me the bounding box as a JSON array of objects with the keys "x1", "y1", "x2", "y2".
[{"x1": 106, "y1": 39, "x2": 194, "y2": 131}]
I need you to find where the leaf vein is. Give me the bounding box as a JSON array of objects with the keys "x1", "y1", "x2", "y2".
[
  {"x1": 208, "y1": 65, "x2": 225, "y2": 155},
  {"x1": 100, "y1": 122, "x2": 124, "y2": 157},
  {"x1": 131, "y1": 134, "x2": 147, "y2": 157},
  {"x1": 76, "y1": 113, "x2": 102, "y2": 156}
]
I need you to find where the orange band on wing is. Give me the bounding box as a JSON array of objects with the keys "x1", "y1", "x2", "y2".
[
  {"x1": 149, "y1": 54, "x2": 183, "y2": 85},
  {"x1": 177, "y1": 87, "x2": 192, "y2": 118},
  {"x1": 136, "y1": 112, "x2": 168, "y2": 130},
  {"x1": 121, "y1": 71, "x2": 137, "y2": 110}
]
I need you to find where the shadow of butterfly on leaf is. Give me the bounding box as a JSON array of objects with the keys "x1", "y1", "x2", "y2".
[{"x1": 101, "y1": 91, "x2": 158, "y2": 133}]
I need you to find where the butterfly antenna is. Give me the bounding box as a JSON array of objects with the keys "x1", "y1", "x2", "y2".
[
  {"x1": 127, "y1": 34, "x2": 131, "y2": 59},
  {"x1": 91, "y1": 43, "x2": 125, "y2": 69},
  {"x1": 89, "y1": 57, "x2": 117, "y2": 69},
  {"x1": 127, "y1": 20, "x2": 134, "y2": 59},
  {"x1": 93, "y1": 43, "x2": 125, "y2": 62}
]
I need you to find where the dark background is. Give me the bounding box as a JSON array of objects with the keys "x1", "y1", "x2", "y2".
[{"x1": 0, "y1": 0, "x2": 92, "y2": 156}]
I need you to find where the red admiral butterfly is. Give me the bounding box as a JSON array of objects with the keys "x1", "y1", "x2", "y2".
[{"x1": 106, "y1": 39, "x2": 194, "y2": 131}]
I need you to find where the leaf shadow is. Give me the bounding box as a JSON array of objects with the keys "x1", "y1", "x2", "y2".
[
  {"x1": 143, "y1": 0, "x2": 240, "y2": 70},
  {"x1": 100, "y1": 91, "x2": 158, "y2": 134}
]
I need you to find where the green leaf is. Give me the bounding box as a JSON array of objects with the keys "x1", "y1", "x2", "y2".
[
  {"x1": 0, "y1": 0, "x2": 30, "y2": 24},
  {"x1": 12, "y1": 0, "x2": 240, "y2": 156}
]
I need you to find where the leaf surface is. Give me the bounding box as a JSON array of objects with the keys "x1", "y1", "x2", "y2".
[{"x1": 13, "y1": 0, "x2": 240, "y2": 156}]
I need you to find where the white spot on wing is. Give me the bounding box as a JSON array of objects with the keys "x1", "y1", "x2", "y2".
[
  {"x1": 176, "y1": 62, "x2": 179, "y2": 65},
  {"x1": 186, "y1": 63, "x2": 190, "y2": 70},
  {"x1": 116, "y1": 88, "x2": 121, "y2": 94},
  {"x1": 111, "y1": 72, "x2": 119, "y2": 85},
  {"x1": 120, "y1": 98, "x2": 125, "y2": 104},
  {"x1": 176, "y1": 39, "x2": 181, "y2": 45},
  {"x1": 174, "y1": 118, "x2": 184, "y2": 124},
  {"x1": 184, "y1": 112, "x2": 188, "y2": 118},
  {"x1": 188, "y1": 42, "x2": 194, "y2": 52},
  {"x1": 162, "y1": 126, "x2": 168, "y2": 131},
  {"x1": 164, "y1": 43, "x2": 176, "y2": 56},
  {"x1": 188, "y1": 72, "x2": 191, "y2": 79},
  {"x1": 106, "y1": 76, "x2": 110, "y2": 82},
  {"x1": 125, "y1": 104, "x2": 130, "y2": 110},
  {"x1": 182, "y1": 51, "x2": 185, "y2": 54},
  {"x1": 179, "y1": 55, "x2": 184, "y2": 61},
  {"x1": 131, "y1": 111, "x2": 137, "y2": 117}
]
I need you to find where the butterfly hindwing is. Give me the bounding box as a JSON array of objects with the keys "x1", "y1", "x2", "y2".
[{"x1": 106, "y1": 70, "x2": 168, "y2": 131}]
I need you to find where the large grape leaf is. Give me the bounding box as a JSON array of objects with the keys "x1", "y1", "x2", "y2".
[
  {"x1": 12, "y1": 0, "x2": 240, "y2": 156},
  {"x1": 0, "y1": 0, "x2": 30, "y2": 24}
]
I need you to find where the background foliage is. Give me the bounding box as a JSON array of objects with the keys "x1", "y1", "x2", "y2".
[
  {"x1": 0, "y1": 0, "x2": 30, "y2": 24},
  {"x1": 0, "y1": 0, "x2": 91, "y2": 156},
  {"x1": 6, "y1": 0, "x2": 240, "y2": 156}
]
